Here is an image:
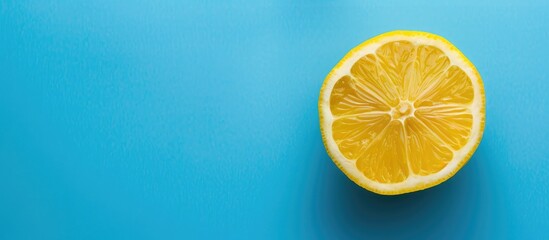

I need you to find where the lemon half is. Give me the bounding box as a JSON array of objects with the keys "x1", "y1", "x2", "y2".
[{"x1": 319, "y1": 31, "x2": 485, "y2": 195}]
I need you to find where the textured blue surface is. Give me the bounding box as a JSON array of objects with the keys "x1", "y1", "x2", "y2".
[{"x1": 1, "y1": 1, "x2": 549, "y2": 239}]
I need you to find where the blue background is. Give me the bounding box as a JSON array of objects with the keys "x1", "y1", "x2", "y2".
[{"x1": 1, "y1": 1, "x2": 548, "y2": 239}]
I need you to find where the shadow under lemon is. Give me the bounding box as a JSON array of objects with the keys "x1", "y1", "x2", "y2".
[{"x1": 306, "y1": 142, "x2": 491, "y2": 239}]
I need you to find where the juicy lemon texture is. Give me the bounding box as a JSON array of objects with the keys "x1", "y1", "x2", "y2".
[{"x1": 319, "y1": 31, "x2": 485, "y2": 195}]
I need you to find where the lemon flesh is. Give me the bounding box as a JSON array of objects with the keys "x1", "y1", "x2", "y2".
[{"x1": 319, "y1": 31, "x2": 485, "y2": 195}]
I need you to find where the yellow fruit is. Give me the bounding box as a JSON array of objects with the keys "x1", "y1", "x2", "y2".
[{"x1": 319, "y1": 31, "x2": 485, "y2": 195}]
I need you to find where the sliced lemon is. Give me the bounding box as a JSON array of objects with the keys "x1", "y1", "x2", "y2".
[{"x1": 319, "y1": 31, "x2": 485, "y2": 195}]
